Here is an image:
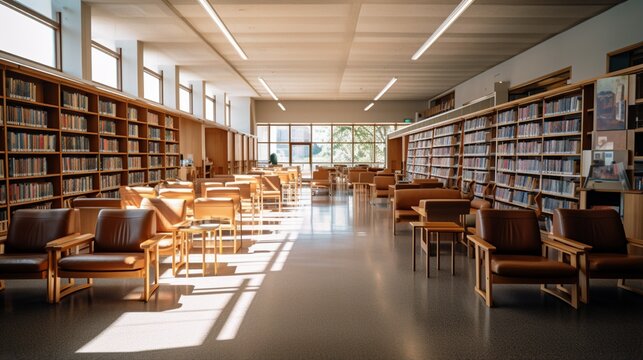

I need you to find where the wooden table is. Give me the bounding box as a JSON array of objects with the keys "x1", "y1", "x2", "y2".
[
  {"x1": 411, "y1": 206, "x2": 464, "y2": 277},
  {"x1": 177, "y1": 221, "x2": 221, "y2": 277}
]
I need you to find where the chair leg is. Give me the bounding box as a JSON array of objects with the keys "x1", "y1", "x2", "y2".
[
  {"x1": 617, "y1": 279, "x2": 643, "y2": 296},
  {"x1": 451, "y1": 233, "x2": 455, "y2": 275},
  {"x1": 484, "y1": 253, "x2": 493, "y2": 307}
]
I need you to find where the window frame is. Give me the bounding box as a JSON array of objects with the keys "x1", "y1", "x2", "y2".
[
  {"x1": 179, "y1": 83, "x2": 193, "y2": 114},
  {"x1": 205, "y1": 94, "x2": 216, "y2": 121},
  {"x1": 91, "y1": 40, "x2": 122, "y2": 90},
  {"x1": 143, "y1": 67, "x2": 163, "y2": 104}
]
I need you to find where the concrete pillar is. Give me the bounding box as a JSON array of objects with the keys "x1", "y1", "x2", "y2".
[
  {"x1": 116, "y1": 40, "x2": 144, "y2": 98},
  {"x1": 215, "y1": 89, "x2": 226, "y2": 126},
  {"x1": 53, "y1": 0, "x2": 91, "y2": 80},
  {"x1": 159, "y1": 65, "x2": 179, "y2": 110},
  {"x1": 230, "y1": 96, "x2": 251, "y2": 134},
  {"x1": 189, "y1": 80, "x2": 206, "y2": 119}
]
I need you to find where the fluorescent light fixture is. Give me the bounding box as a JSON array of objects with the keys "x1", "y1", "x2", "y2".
[
  {"x1": 197, "y1": 0, "x2": 248, "y2": 60},
  {"x1": 258, "y1": 77, "x2": 279, "y2": 101},
  {"x1": 373, "y1": 77, "x2": 397, "y2": 101},
  {"x1": 411, "y1": 0, "x2": 475, "y2": 61},
  {"x1": 277, "y1": 102, "x2": 286, "y2": 111},
  {"x1": 364, "y1": 102, "x2": 375, "y2": 111}
]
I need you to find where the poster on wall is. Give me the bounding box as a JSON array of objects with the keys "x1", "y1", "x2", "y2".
[
  {"x1": 593, "y1": 130, "x2": 627, "y2": 150},
  {"x1": 595, "y1": 75, "x2": 628, "y2": 130}
]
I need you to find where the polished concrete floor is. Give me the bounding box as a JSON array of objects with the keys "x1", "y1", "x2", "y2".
[{"x1": 1, "y1": 191, "x2": 642, "y2": 359}]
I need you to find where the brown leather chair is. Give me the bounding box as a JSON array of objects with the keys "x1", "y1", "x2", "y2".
[
  {"x1": 393, "y1": 188, "x2": 462, "y2": 235},
  {"x1": 412, "y1": 178, "x2": 440, "y2": 185},
  {"x1": 370, "y1": 175, "x2": 396, "y2": 203},
  {"x1": 551, "y1": 208, "x2": 643, "y2": 303},
  {"x1": 140, "y1": 198, "x2": 188, "y2": 276},
  {"x1": 468, "y1": 209, "x2": 583, "y2": 308},
  {"x1": 347, "y1": 169, "x2": 366, "y2": 188},
  {"x1": 48, "y1": 209, "x2": 164, "y2": 303},
  {"x1": 0, "y1": 209, "x2": 77, "y2": 303}
]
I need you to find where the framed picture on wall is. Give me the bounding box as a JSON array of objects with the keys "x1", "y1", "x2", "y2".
[
  {"x1": 595, "y1": 75, "x2": 628, "y2": 130},
  {"x1": 593, "y1": 130, "x2": 627, "y2": 150}
]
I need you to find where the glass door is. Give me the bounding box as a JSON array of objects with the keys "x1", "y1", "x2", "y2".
[{"x1": 290, "y1": 143, "x2": 312, "y2": 178}]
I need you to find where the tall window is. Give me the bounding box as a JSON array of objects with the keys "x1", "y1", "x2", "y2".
[
  {"x1": 91, "y1": 41, "x2": 121, "y2": 89},
  {"x1": 0, "y1": 1, "x2": 59, "y2": 68},
  {"x1": 224, "y1": 95, "x2": 231, "y2": 127},
  {"x1": 143, "y1": 67, "x2": 162, "y2": 104},
  {"x1": 179, "y1": 83, "x2": 192, "y2": 113},
  {"x1": 257, "y1": 123, "x2": 403, "y2": 171},
  {"x1": 205, "y1": 94, "x2": 215, "y2": 121}
]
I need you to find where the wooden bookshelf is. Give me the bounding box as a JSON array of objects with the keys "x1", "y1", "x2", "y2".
[
  {"x1": 0, "y1": 61, "x2": 182, "y2": 221},
  {"x1": 462, "y1": 111, "x2": 495, "y2": 202}
]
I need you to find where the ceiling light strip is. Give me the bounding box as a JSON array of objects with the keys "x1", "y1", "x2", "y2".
[
  {"x1": 364, "y1": 102, "x2": 375, "y2": 111},
  {"x1": 197, "y1": 0, "x2": 249, "y2": 60},
  {"x1": 278, "y1": 102, "x2": 286, "y2": 111},
  {"x1": 373, "y1": 77, "x2": 398, "y2": 101},
  {"x1": 411, "y1": 0, "x2": 475, "y2": 61},
  {"x1": 258, "y1": 77, "x2": 279, "y2": 101}
]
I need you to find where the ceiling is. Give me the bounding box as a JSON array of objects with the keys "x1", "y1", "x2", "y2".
[{"x1": 88, "y1": 0, "x2": 624, "y2": 101}]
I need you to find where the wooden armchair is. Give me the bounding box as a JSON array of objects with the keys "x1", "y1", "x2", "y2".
[
  {"x1": 204, "y1": 187, "x2": 243, "y2": 252},
  {"x1": 140, "y1": 198, "x2": 188, "y2": 276},
  {"x1": 393, "y1": 188, "x2": 461, "y2": 235},
  {"x1": 370, "y1": 175, "x2": 396, "y2": 204},
  {"x1": 468, "y1": 209, "x2": 583, "y2": 308},
  {"x1": 261, "y1": 175, "x2": 283, "y2": 212},
  {"x1": 551, "y1": 208, "x2": 643, "y2": 303},
  {"x1": 48, "y1": 209, "x2": 164, "y2": 303},
  {"x1": 0, "y1": 209, "x2": 77, "y2": 303},
  {"x1": 194, "y1": 197, "x2": 240, "y2": 253},
  {"x1": 119, "y1": 186, "x2": 157, "y2": 208},
  {"x1": 311, "y1": 168, "x2": 331, "y2": 196}
]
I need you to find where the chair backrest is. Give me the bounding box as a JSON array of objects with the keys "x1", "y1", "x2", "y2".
[
  {"x1": 163, "y1": 180, "x2": 194, "y2": 189},
  {"x1": 470, "y1": 198, "x2": 491, "y2": 211},
  {"x1": 419, "y1": 182, "x2": 444, "y2": 189},
  {"x1": 94, "y1": 209, "x2": 156, "y2": 253},
  {"x1": 348, "y1": 170, "x2": 365, "y2": 183},
  {"x1": 476, "y1": 209, "x2": 541, "y2": 255},
  {"x1": 263, "y1": 175, "x2": 281, "y2": 191},
  {"x1": 553, "y1": 208, "x2": 627, "y2": 253},
  {"x1": 424, "y1": 199, "x2": 471, "y2": 224},
  {"x1": 225, "y1": 182, "x2": 252, "y2": 200},
  {"x1": 72, "y1": 198, "x2": 123, "y2": 208},
  {"x1": 139, "y1": 198, "x2": 187, "y2": 232},
  {"x1": 373, "y1": 175, "x2": 396, "y2": 190},
  {"x1": 194, "y1": 197, "x2": 235, "y2": 220},
  {"x1": 359, "y1": 172, "x2": 376, "y2": 184},
  {"x1": 5, "y1": 209, "x2": 75, "y2": 253},
  {"x1": 119, "y1": 186, "x2": 157, "y2": 208},
  {"x1": 200, "y1": 182, "x2": 224, "y2": 197},
  {"x1": 412, "y1": 178, "x2": 440, "y2": 185},
  {"x1": 395, "y1": 188, "x2": 462, "y2": 210},
  {"x1": 204, "y1": 187, "x2": 241, "y2": 208},
  {"x1": 313, "y1": 169, "x2": 330, "y2": 181}
]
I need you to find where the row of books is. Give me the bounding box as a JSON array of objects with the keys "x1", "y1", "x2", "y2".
[
  {"x1": 149, "y1": 156, "x2": 163, "y2": 168},
  {"x1": 0, "y1": 185, "x2": 5, "y2": 204},
  {"x1": 128, "y1": 171, "x2": 145, "y2": 185},
  {"x1": 433, "y1": 136, "x2": 458, "y2": 147},
  {"x1": 99, "y1": 138, "x2": 120, "y2": 152},
  {"x1": 544, "y1": 95, "x2": 582, "y2": 115},
  {"x1": 432, "y1": 157, "x2": 455, "y2": 167},
  {"x1": 431, "y1": 167, "x2": 452, "y2": 178},
  {"x1": 9, "y1": 157, "x2": 47, "y2": 177},
  {"x1": 166, "y1": 168, "x2": 178, "y2": 178},
  {"x1": 543, "y1": 118, "x2": 580, "y2": 134},
  {"x1": 149, "y1": 128, "x2": 161, "y2": 140},
  {"x1": 0, "y1": 159, "x2": 3, "y2": 178},
  {"x1": 517, "y1": 159, "x2": 541, "y2": 173},
  {"x1": 414, "y1": 148, "x2": 431, "y2": 157},
  {"x1": 9, "y1": 182, "x2": 54, "y2": 204},
  {"x1": 513, "y1": 190, "x2": 533, "y2": 206},
  {"x1": 410, "y1": 140, "x2": 431, "y2": 149},
  {"x1": 149, "y1": 169, "x2": 162, "y2": 182},
  {"x1": 99, "y1": 119, "x2": 117, "y2": 134},
  {"x1": 464, "y1": 116, "x2": 491, "y2": 132},
  {"x1": 517, "y1": 141, "x2": 542, "y2": 155},
  {"x1": 166, "y1": 144, "x2": 179, "y2": 153},
  {"x1": 409, "y1": 131, "x2": 432, "y2": 141},
  {"x1": 497, "y1": 125, "x2": 515, "y2": 139},
  {"x1": 434, "y1": 124, "x2": 459, "y2": 137},
  {"x1": 62, "y1": 135, "x2": 91, "y2": 152},
  {"x1": 462, "y1": 170, "x2": 490, "y2": 183},
  {"x1": 518, "y1": 103, "x2": 541, "y2": 121},
  {"x1": 6, "y1": 78, "x2": 37, "y2": 102},
  {"x1": 542, "y1": 159, "x2": 578, "y2": 175},
  {"x1": 128, "y1": 157, "x2": 143, "y2": 169},
  {"x1": 7, "y1": 106, "x2": 48, "y2": 128},
  {"x1": 127, "y1": 108, "x2": 138, "y2": 121},
  {"x1": 165, "y1": 116, "x2": 174, "y2": 128},
  {"x1": 542, "y1": 178, "x2": 576, "y2": 196},
  {"x1": 432, "y1": 147, "x2": 456, "y2": 156},
  {"x1": 61, "y1": 113, "x2": 87, "y2": 131},
  {"x1": 149, "y1": 142, "x2": 161, "y2": 153},
  {"x1": 542, "y1": 197, "x2": 578, "y2": 213},
  {"x1": 101, "y1": 190, "x2": 120, "y2": 199},
  {"x1": 165, "y1": 130, "x2": 177, "y2": 141},
  {"x1": 497, "y1": 159, "x2": 515, "y2": 171},
  {"x1": 496, "y1": 172, "x2": 513, "y2": 186},
  {"x1": 99, "y1": 100, "x2": 117, "y2": 116},
  {"x1": 464, "y1": 144, "x2": 490, "y2": 156},
  {"x1": 101, "y1": 173, "x2": 121, "y2": 189},
  {"x1": 497, "y1": 110, "x2": 516, "y2": 125},
  {"x1": 472, "y1": 183, "x2": 486, "y2": 197},
  {"x1": 517, "y1": 122, "x2": 541, "y2": 137},
  {"x1": 147, "y1": 112, "x2": 159, "y2": 125},
  {"x1": 101, "y1": 156, "x2": 123, "y2": 171},
  {"x1": 128, "y1": 140, "x2": 140, "y2": 153},
  {"x1": 128, "y1": 124, "x2": 140, "y2": 137},
  {"x1": 515, "y1": 174, "x2": 539, "y2": 190},
  {"x1": 494, "y1": 201, "x2": 521, "y2": 210},
  {"x1": 62, "y1": 91, "x2": 89, "y2": 111},
  {"x1": 497, "y1": 142, "x2": 515, "y2": 155},
  {"x1": 63, "y1": 176, "x2": 93, "y2": 195},
  {"x1": 63, "y1": 156, "x2": 97, "y2": 173},
  {"x1": 8, "y1": 132, "x2": 56, "y2": 152},
  {"x1": 463, "y1": 157, "x2": 489, "y2": 169},
  {"x1": 496, "y1": 187, "x2": 512, "y2": 202},
  {"x1": 543, "y1": 139, "x2": 580, "y2": 154},
  {"x1": 464, "y1": 130, "x2": 491, "y2": 143}
]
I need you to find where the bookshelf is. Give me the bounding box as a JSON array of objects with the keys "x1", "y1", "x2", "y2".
[
  {"x1": 0, "y1": 62, "x2": 182, "y2": 221},
  {"x1": 431, "y1": 122, "x2": 461, "y2": 187},
  {"x1": 462, "y1": 112, "x2": 495, "y2": 202}
]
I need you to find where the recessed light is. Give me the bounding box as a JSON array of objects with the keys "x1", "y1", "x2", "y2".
[
  {"x1": 374, "y1": 78, "x2": 398, "y2": 101},
  {"x1": 364, "y1": 102, "x2": 375, "y2": 111},
  {"x1": 278, "y1": 102, "x2": 286, "y2": 111},
  {"x1": 198, "y1": 0, "x2": 249, "y2": 60}
]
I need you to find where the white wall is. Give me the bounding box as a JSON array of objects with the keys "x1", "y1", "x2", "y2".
[
  {"x1": 230, "y1": 96, "x2": 251, "y2": 133},
  {"x1": 255, "y1": 100, "x2": 425, "y2": 124},
  {"x1": 453, "y1": 0, "x2": 643, "y2": 106}
]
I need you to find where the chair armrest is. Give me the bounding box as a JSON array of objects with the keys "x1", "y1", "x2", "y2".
[
  {"x1": 140, "y1": 233, "x2": 169, "y2": 250},
  {"x1": 467, "y1": 234, "x2": 496, "y2": 252},
  {"x1": 542, "y1": 238, "x2": 586, "y2": 256},
  {"x1": 46, "y1": 233, "x2": 94, "y2": 251},
  {"x1": 548, "y1": 234, "x2": 592, "y2": 251},
  {"x1": 627, "y1": 238, "x2": 643, "y2": 247},
  {"x1": 0, "y1": 235, "x2": 7, "y2": 244}
]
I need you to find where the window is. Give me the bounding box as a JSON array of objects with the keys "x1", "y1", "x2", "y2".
[
  {"x1": 270, "y1": 125, "x2": 289, "y2": 143},
  {"x1": 143, "y1": 67, "x2": 162, "y2": 104},
  {"x1": 205, "y1": 95, "x2": 215, "y2": 121},
  {"x1": 0, "y1": 1, "x2": 59, "y2": 68},
  {"x1": 224, "y1": 95, "x2": 231, "y2": 127},
  {"x1": 91, "y1": 41, "x2": 121, "y2": 89},
  {"x1": 257, "y1": 125, "x2": 269, "y2": 142},
  {"x1": 291, "y1": 126, "x2": 311, "y2": 142},
  {"x1": 179, "y1": 83, "x2": 192, "y2": 113}
]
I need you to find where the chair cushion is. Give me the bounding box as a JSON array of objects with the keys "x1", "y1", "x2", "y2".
[
  {"x1": 58, "y1": 253, "x2": 145, "y2": 272},
  {"x1": 588, "y1": 253, "x2": 643, "y2": 276},
  {"x1": 491, "y1": 255, "x2": 577, "y2": 278},
  {"x1": 477, "y1": 210, "x2": 541, "y2": 255},
  {"x1": 94, "y1": 209, "x2": 156, "y2": 253},
  {"x1": 395, "y1": 210, "x2": 420, "y2": 220},
  {"x1": 0, "y1": 254, "x2": 48, "y2": 273}
]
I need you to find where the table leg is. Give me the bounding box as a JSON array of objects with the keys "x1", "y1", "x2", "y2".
[
  {"x1": 202, "y1": 231, "x2": 206, "y2": 277},
  {"x1": 436, "y1": 233, "x2": 441, "y2": 271},
  {"x1": 426, "y1": 230, "x2": 430, "y2": 278},
  {"x1": 451, "y1": 233, "x2": 455, "y2": 275},
  {"x1": 412, "y1": 225, "x2": 416, "y2": 271}
]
